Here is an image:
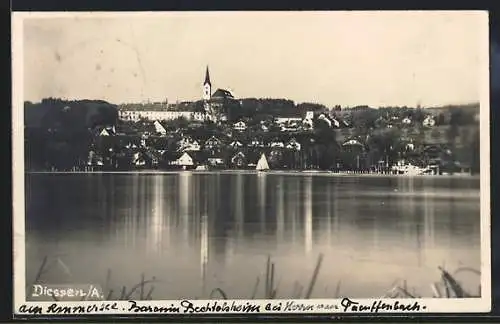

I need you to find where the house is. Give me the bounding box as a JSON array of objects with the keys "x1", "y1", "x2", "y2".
[
  {"x1": 402, "y1": 117, "x2": 412, "y2": 125},
  {"x1": 329, "y1": 117, "x2": 341, "y2": 128},
  {"x1": 99, "y1": 126, "x2": 116, "y2": 136},
  {"x1": 423, "y1": 116, "x2": 436, "y2": 127},
  {"x1": 193, "y1": 111, "x2": 208, "y2": 122},
  {"x1": 231, "y1": 151, "x2": 247, "y2": 168},
  {"x1": 249, "y1": 139, "x2": 264, "y2": 147},
  {"x1": 343, "y1": 139, "x2": 364, "y2": 147},
  {"x1": 87, "y1": 150, "x2": 104, "y2": 167},
  {"x1": 270, "y1": 140, "x2": 284, "y2": 148},
  {"x1": 125, "y1": 141, "x2": 140, "y2": 149},
  {"x1": 281, "y1": 121, "x2": 300, "y2": 132},
  {"x1": 132, "y1": 152, "x2": 147, "y2": 167},
  {"x1": 204, "y1": 136, "x2": 223, "y2": 150},
  {"x1": 302, "y1": 117, "x2": 314, "y2": 130},
  {"x1": 179, "y1": 137, "x2": 201, "y2": 152},
  {"x1": 185, "y1": 140, "x2": 201, "y2": 151},
  {"x1": 276, "y1": 117, "x2": 302, "y2": 125},
  {"x1": 233, "y1": 121, "x2": 247, "y2": 131},
  {"x1": 406, "y1": 142, "x2": 415, "y2": 151},
  {"x1": 171, "y1": 152, "x2": 195, "y2": 169},
  {"x1": 118, "y1": 110, "x2": 192, "y2": 122},
  {"x1": 286, "y1": 138, "x2": 301, "y2": 151},
  {"x1": 153, "y1": 120, "x2": 167, "y2": 136},
  {"x1": 229, "y1": 140, "x2": 243, "y2": 148},
  {"x1": 317, "y1": 114, "x2": 332, "y2": 127},
  {"x1": 207, "y1": 156, "x2": 225, "y2": 168}
]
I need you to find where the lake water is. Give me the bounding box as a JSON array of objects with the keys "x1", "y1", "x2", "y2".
[{"x1": 24, "y1": 172, "x2": 481, "y2": 299}]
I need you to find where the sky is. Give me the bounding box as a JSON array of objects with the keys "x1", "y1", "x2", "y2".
[{"x1": 19, "y1": 11, "x2": 487, "y2": 107}]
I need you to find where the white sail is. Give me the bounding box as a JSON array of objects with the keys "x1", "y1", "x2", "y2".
[{"x1": 256, "y1": 153, "x2": 270, "y2": 171}]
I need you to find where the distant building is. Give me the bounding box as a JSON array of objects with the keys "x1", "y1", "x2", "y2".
[
  {"x1": 179, "y1": 137, "x2": 201, "y2": 152},
  {"x1": 270, "y1": 139, "x2": 284, "y2": 148},
  {"x1": 193, "y1": 111, "x2": 209, "y2": 122},
  {"x1": 233, "y1": 121, "x2": 247, "y2": 131},
  {"x1": 229, "y1": 140, "x2": 243, "y2": 149},
  {"x1": 276, "y1": 117, "x2": 302, "y2": 124},
  {"x1": 171, "y1": 152, "x2": 194, "y2": 169},
  {"x1": 98, "y1": 126, "x2": 116, "y2": 136},
  {"x1": 302, "y1": 113, "x2": 314, "y2": 129},
  {"x1": 153, "y1": 120, "x2": 167, "y2": 135},
  {"x1": 202, "y1": 66, "x2": 212, "y2": 101},
  {"x1": 204, "y1": 136, "x2": 223, "y2": 150},
  {"x1": 423, "y1": 116, "x2": 436, "y2": 127},
  {"x1": 231, "y1": 151, "x2": 246, "y2": 168},
  {"x1": 318, "y1": 114, "x2": 333, "y2": 127},
  {"x1": 286, "y1": 138, "x2": 301, "y2": 151},
  {"x1": 250, "y1": 139, "x2": 264, "y2": 147},
  {"x1": 118, "y1": 110, "x2": 192, "y2": 122}
]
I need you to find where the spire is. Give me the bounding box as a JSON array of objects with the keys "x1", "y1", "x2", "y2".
[{"x1": 204, "y1": 66, "x2": 211, "y2": 86}]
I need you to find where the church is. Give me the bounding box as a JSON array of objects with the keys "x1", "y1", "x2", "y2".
[{"x1": 202, "y1": 66, "x2": 239, "y2": 123}]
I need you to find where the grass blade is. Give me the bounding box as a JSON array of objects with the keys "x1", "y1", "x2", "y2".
[
  {"x1": 209, "y1": 288, "x2": 228, "y2": 300},
  {"x1": 269, "y1": 263, "x2": 275, "y2": 298},
  {"x1": 304, "y1": 253, "x2": 324, "y2": 299},
  {"x1": 439, "y1": 266, "x2": 470, "y2": 298},
  {"x1": 265, "y1": 255, "x2": 271, "y2": 298},
  {"x1": 431, "y1": 283, "x2": 442, "y2": 298},
  {"x1": 334, "y1": 281, "x2": 341, "y2": 298},
  {"x1": 140, "y1": 273, "x2": 145, "y2": 300},
  {"x1": 32, "y1": 256, "x2": 48, "y2": 285},
  {"x1": 251, "y1": 276, "x2": 260, "y2": 299}
]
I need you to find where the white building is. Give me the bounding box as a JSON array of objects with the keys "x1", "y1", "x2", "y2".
[
  {"x1": 229, "y1": 140, "x2": 243, "y2": 148},
  {"x1": 119, "y1": 110, "x2": 193, "y2": 122},
  {"x1": 179, "y1": 137, "x2": 201, "y2": 152},
  {"x1": 318, "y1": 114, "x2": 333, "y2": 127},
  {"x1": 270, "y1": 140, "x2": 284, "y2": 148},
  {"x1": 249, "y1": 139, "x2": 264, "y2": 147},
  {"x1": 193, "y1": 111, "x2": 209, "y2": 122},
  {"x1": 153, "y1": 120, "x2": 167, "y2": 135},
  {"x1": 172, "y1": 153, "x2": 194, "y2": 167},
  {"x1": 233, "y1": 121, "x2": 247, "y2": 131},
  {"x1": 276, "y1": 117, "x2": 302, "y2": 124},
  {"x1": 423, "y1": 116, "x2": 436, "y2": 127},
  {"x1": 286, "y1": 138, "x2": 301, "y2": 151}
]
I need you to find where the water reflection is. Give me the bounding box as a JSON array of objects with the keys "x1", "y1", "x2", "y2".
[{"x1": 25, "y1": 173, "x2": 481, "y2": 298}]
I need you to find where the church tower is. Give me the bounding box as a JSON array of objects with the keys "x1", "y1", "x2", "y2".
[{"x1": 203, "y1": 66, "x2": 212, "y2": 101}]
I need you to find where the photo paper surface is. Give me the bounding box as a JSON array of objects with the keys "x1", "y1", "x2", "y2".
[{"x1": 12, "y1": 11, "x2": 491, "y2": 316}]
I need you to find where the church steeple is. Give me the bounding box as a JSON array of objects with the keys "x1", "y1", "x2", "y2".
[
  {"x1": 202, "y1": 66, "x2": 212, "y2": 101},
  {"x1": 204, "y1": 66, "x2": 211, "y2": 86}
]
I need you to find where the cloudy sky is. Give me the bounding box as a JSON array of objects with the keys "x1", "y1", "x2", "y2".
[{"x1": 19, "y1": 11, "x2": 486, "y2": 107}]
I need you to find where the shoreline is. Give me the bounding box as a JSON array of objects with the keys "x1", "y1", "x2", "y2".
[{"x1": 25, "y1": 169, "x2": 480, "y2": 179}]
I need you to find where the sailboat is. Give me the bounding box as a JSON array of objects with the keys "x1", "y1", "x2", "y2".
[{"x1": 256, "y1": 153, "x2": 270, "y2": 172}]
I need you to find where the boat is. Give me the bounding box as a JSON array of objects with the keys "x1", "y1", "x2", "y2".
[{"x1": 256, "y1": 153, "x2": 270, "y2": 172}]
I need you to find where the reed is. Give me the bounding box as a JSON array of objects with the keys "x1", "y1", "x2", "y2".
[
  {"x1": 304, "y1": 254, "x2": 324, "y2": 299},
  {"x1": 29, "y1": 255, "x2": 480, "y2": 301}
]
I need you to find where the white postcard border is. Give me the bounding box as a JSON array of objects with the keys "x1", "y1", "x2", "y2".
[{"x1": 11, "y1": 11, "x2": 492, "y2": 315}]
